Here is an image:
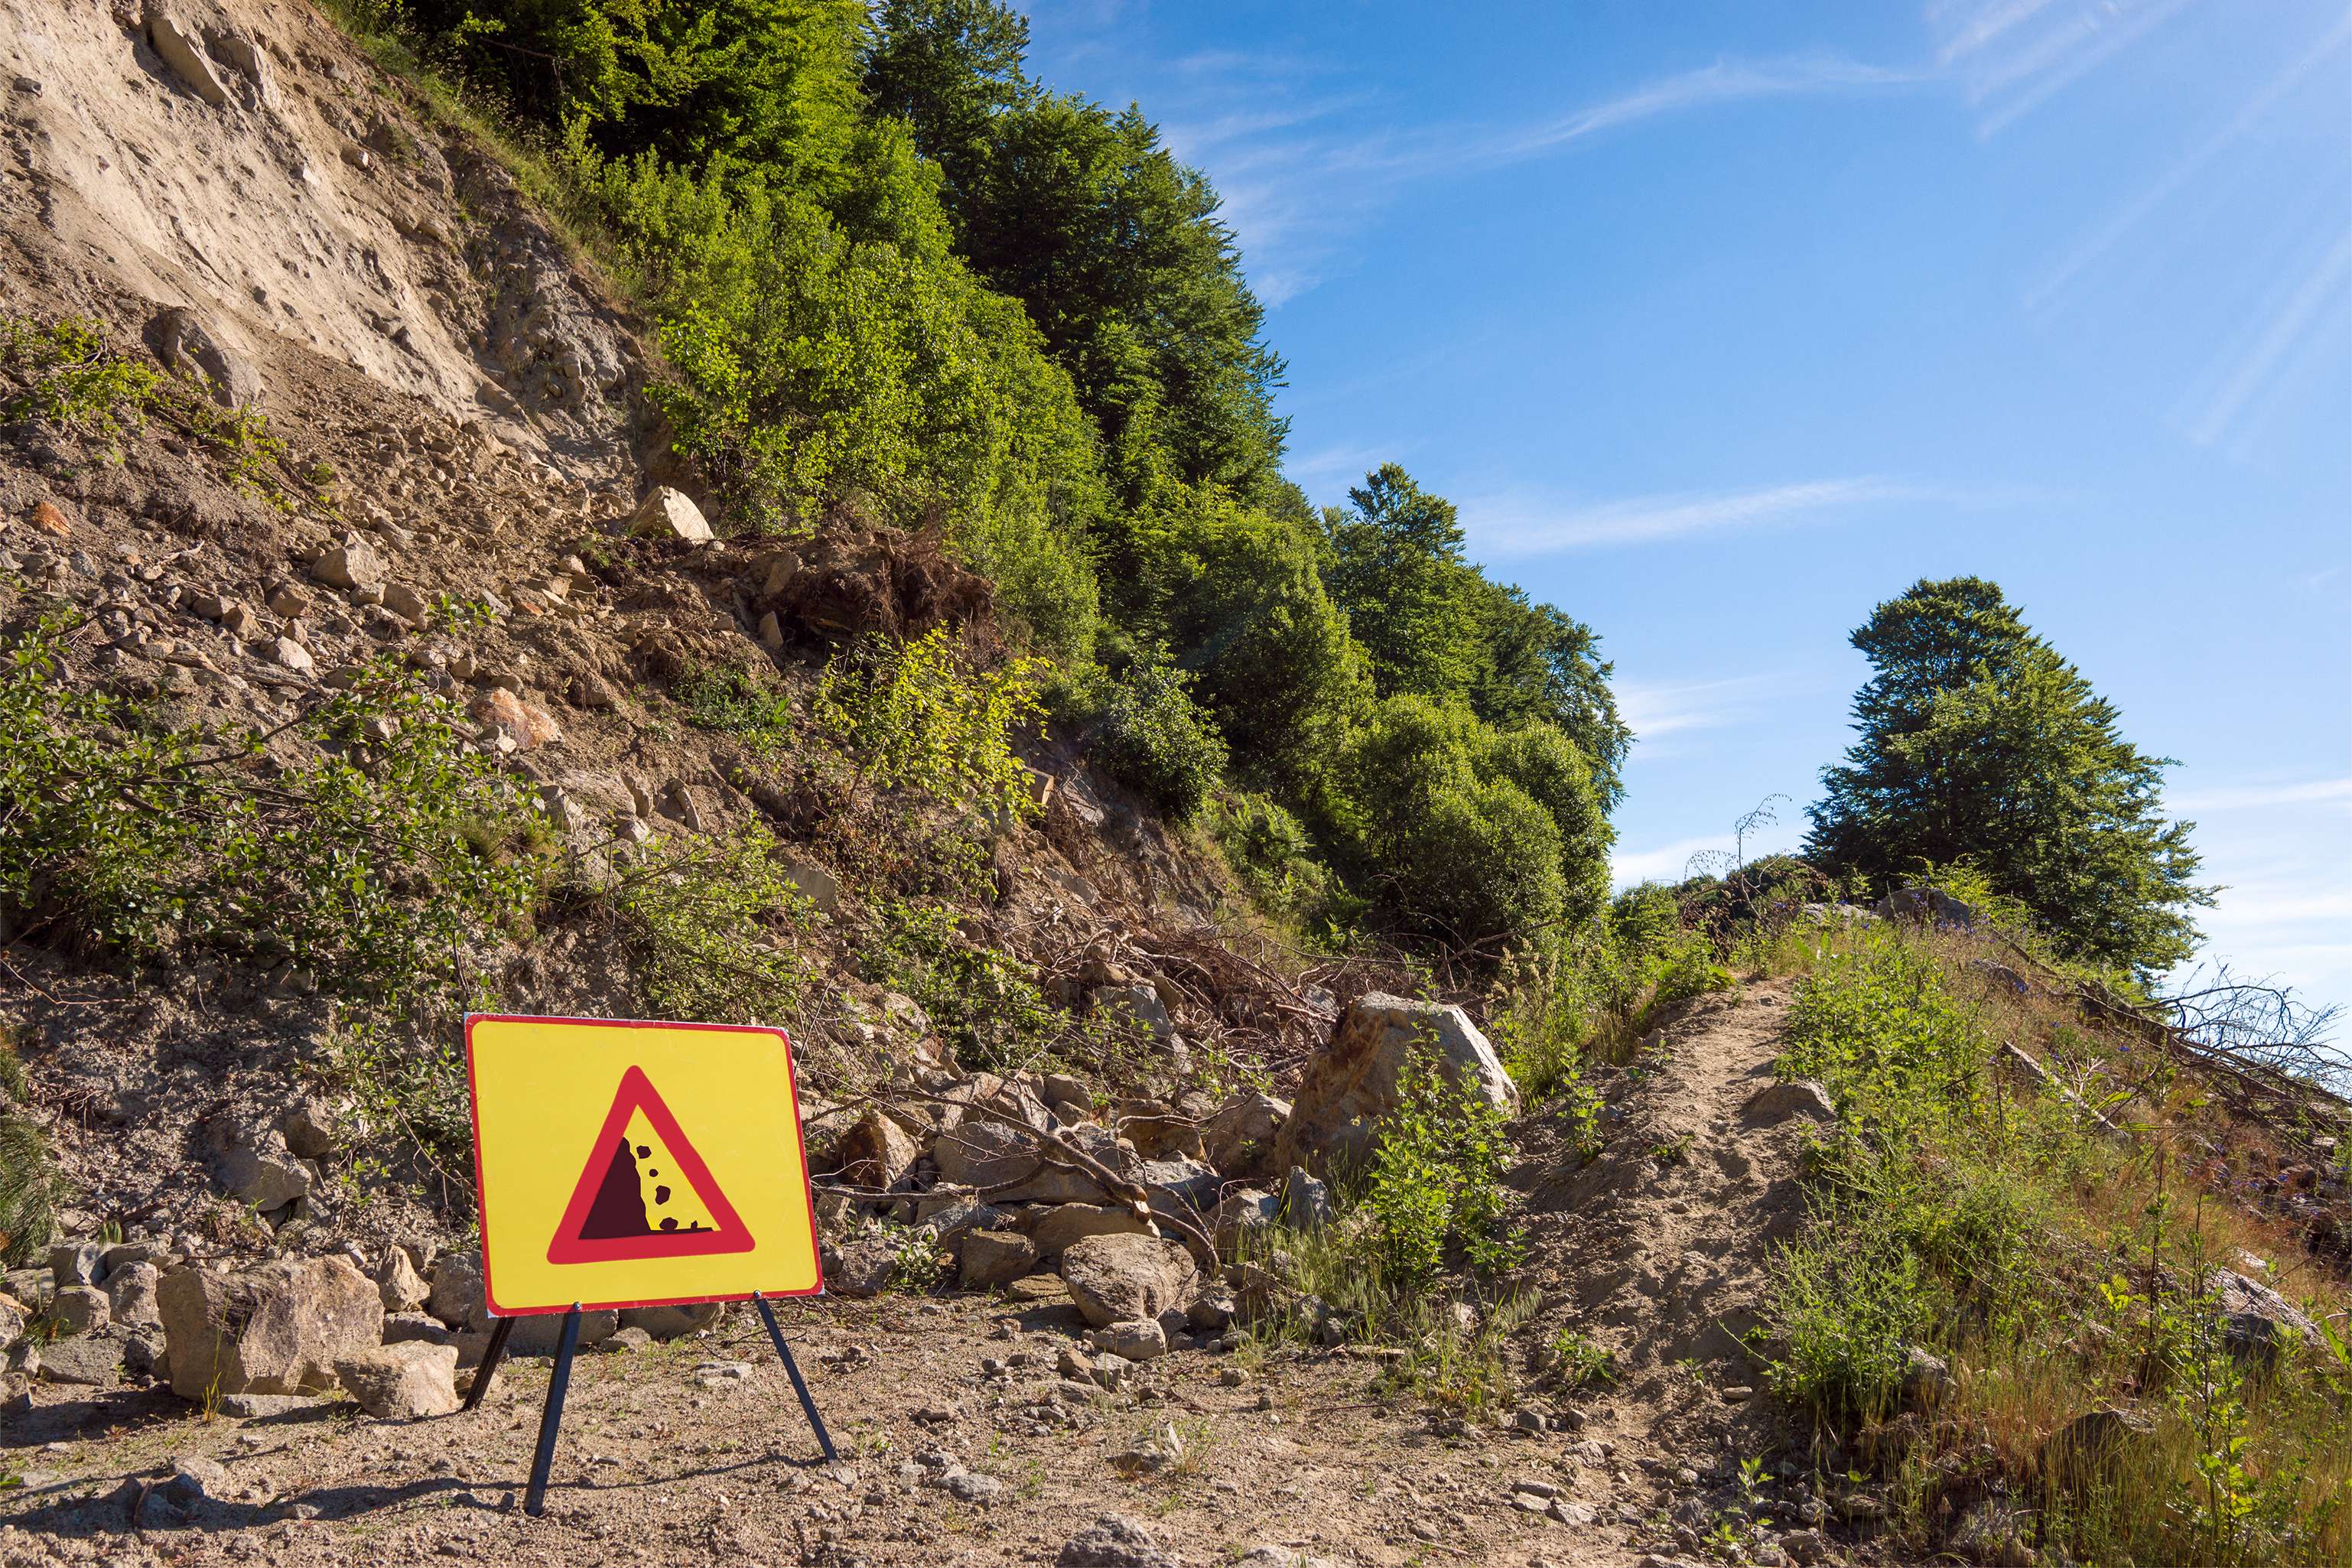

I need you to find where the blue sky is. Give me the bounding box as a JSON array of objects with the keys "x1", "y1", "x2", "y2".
[{"x1": 1024, "y1": 0, "x2": 2352, "y2": 1022}]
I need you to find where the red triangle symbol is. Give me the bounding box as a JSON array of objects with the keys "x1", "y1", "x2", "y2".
[{"x1": 548, "y1": 1065, "x2": 756, "y2": 1264}]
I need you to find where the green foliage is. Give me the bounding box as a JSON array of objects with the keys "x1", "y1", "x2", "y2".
[
  {"x1": 1322, "y1": 464, "x2": 1478, "y2": 700},
  {"x1": 864, "y1": 898, "x2": 1066, "y2": 1072},
  {"x1": 1364, "y1": 1043, "x2": 1521, "y2": 1289},
  {"x1": 0, "y1": 1039, "x2": 58, "y2": 1267},
  {"x1": 1203, "y1": 792, "x2": 1350, "y2": 935},
  {"x1": 860, "y1": 0, "x2": 1030, "y2": 220},
  {"x1": 1087, "y1": 651, "x2": 1227, "y2": 818},
  {"x1": 672, "y1": 661, "x2": 793, "y2": 751},
  {"x1": 1807, "y1": 576, "x2": 2211, "y2": 976},
  {"x1": 604, "y1": 825, "x2": 817, "y2": 1023},
  {"x1": 1764, "y1": 1211, "x2": 1934, "y2": 1425},
  {"x1": 0, "y1": 314, "x2": 161, "y2": 433},
  {"x1": 813, "y1": 627, "x2": 1043, "y2": 821},
  {"x1": 0, "y1": 623, "x2": 549, "y2": 1008}
]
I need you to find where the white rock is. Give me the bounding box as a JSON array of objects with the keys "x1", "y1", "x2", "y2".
[{"x1": 629, "y1": 486, "x2": 713, "y2": 543}]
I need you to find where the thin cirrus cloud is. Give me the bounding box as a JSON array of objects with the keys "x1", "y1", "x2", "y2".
[
  {"x1": 2168, "y1": 777, "x2": 2352, "y2": 813},
  {"x1": 1462, "y1": 477, "x2": 1932, "y2": 558},
  {"x1": 1149, "y1": 53, "x2": 1924, "y2": 304},
  {"x1": 1617, "y1": 672, "x2": 1808, "y2": 743}
]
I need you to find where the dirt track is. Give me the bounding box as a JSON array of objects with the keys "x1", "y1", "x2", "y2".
[{"x1": 2, "y1": 983, "x2": 1849, "y2": 1568}]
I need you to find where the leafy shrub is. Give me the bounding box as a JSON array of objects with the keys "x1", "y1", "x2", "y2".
[
  {"x1": 0, "y1": 623, "x2": 550, "y2": 1008},
  {"x1": 0, "y1": 1040, "x2": 58, "y2": 1267},
  {"x1": 864, "y1": 898, "x2": 1068, "y2": 1074},
  {"x1": 813, "y1": 626, "x2": 1043, "y2": 819},
  {"x1": 1204, "y1": 792, "x2": 1349, "y2": 933},
  {"x1": 1763, "y1": 1209, "x2": 1934, "y2": 1424},
  {"x1": 673, "y1": 661, "x2": 793, "y2": 751},
  {"x1": 1088, "y1": 652, "x2": 1227, "y2": 818},
  {"x1": 604, "y1": 825, "x2": 818, "y2": 1024},
  {"x1": 1364, "y1": 1043, "x2": 1521, "y2": 1290},
  {"x1": 0, "y1": 314, "x2": 161, "y2": 432}
]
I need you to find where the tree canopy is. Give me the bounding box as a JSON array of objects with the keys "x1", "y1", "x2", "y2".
[{"x1": 1805, "y1": 577, "x2": 2210, "y2": 976}]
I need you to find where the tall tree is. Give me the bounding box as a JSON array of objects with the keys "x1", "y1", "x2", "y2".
[
  {"x1": 1805, "y1": 577, "x2": 2210, "y2": 975},
  {"x1": 1322, "y1": 464, "x2": 1476, "y2": 699},
  {"x1": 860, "y1": 0, "x2": 1032, "y2": 220}
]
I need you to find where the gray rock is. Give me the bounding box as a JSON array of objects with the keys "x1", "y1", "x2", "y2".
[
  {"x1": 1211, "y1": 1188, "x2": 1280, "y2": 1250},
  {"x1": 1744, "y1": 1079, "x2": 1838, "y2": 1127},
  {"x1": 504, "y1": 1311, "x2": 619, "y2": 1355},
  {"x1": 1093, "y1": 1318, "x2": 1168, "y2": 1361},
  {"x1": 629, "y1": 486, "x2": 714, "y2": 543},
  {"x1": 278, "y1": 1100, "x2": 339, "y2": 1160},
  {"x1": 103, "y1": 1260, "x2": 163, "y2": 1326},
  {"x1": 1137, "y1": 1156, "x2": 1220, "y2": 1231},
  {"x1": 148, "y1": 304, "x2": 261, "y2": 407},
  {"x1": 938, "y1": 1469, "x2": 1004, "y2": 1503},
  {"x1": 208, "y1": 1127, "x2": 313, "y2": 1211},
  {"x1": 426, "y1": 1251, "x2": 486, "y2": 1332},
  {"x1": 828, "y1": 1236, "x2": 905, "y2": 1300},
  {"x1": 54, "y1": 1285, "x2": 109, "y2": 1335},
  {"x1": 333, "y1": 1341, "x2": 460, "y2": 1420},
  {"x1": 1027, "y1": 1202, "x2": 1153, "y2": 1259},
  {"x1": 0, "y1": 1299, "x2": 24, "y2": 1351},
  {"x1": 218, "y1": 1392, "x2": 323, "y2": 1418},
  {"x1": 311, "y1": 532, "x2": 386, "y2": 592},
  {"x1": 1280, "y1": 1166, "x2": 1333, "y2": 1229},
  {"x1": 2210, "y1": 1269, "x2": 2321, "y2": 1359},
  {"x1": 1060, "y1": 1233, "x2": 1199, "y2": 1330},
  {"x1": 1091, "y1": 983, "x2": 1177, "y2": 1045},
  {"x1": 1276, "y1": 994, "x2": 1516, "y2": 1174},
  {"x1": 49, "y1": 1240, "x2": 105, "y2": 1288},
  {"x1": 158, "y1": 1256, "x2": 384, "y2": 1399},
  {"x1": 374, "y1": 1249, "x2": 428, "y2": 1313},
  {"x1": 37, "y1": 1332, "x2": 123, "y2": 1387},
  {"x1": 619, "y1": 1302, "x2": 724, "y2": 1340},
  {"x1": 381, "y1": 1313, "x2": 455, "y2": 1348},
  {"x1": 1058, "y1": 1512, "x2": 1181, "y2": 1568},
  {"x1": 604, "y1": 1326, "x2": 655, "y2": 1353},
  {"x1": 1875, "y1": 885, "x2": 1974, "y2": 930},
  {"x1": 381, "y1": 583, "x2": 431, "y2": 624},
  {"x1": 144, "y1": 4, "x2": 229, "y2": 106},
  {"x1": 958, "y1": 1229, "x2": 1039, "y2": 1290},
  {"x1": 932, "y1": 1118, "x2": 1045, "y2": 1189},
  {"x1": 834, "y1": 1110, "x2": 922, "y2": 1192},
  {"x1": 1903, "y1": 1345, "x2": 1953, "y2": 1405}
]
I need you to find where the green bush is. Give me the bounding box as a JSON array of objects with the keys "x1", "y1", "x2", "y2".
[
  {"x1": 0, "y1": 623, "x2": 550, "y2": 1009},
  {"x1": 812, "y1": 626, "x2": 1043, "y2": 821},
  {"x1": 605, "y1": 825, "x2": 818, "y2": 1024},
  {"x1": 0, "y1": 1042, "x2": 57, "y2": 1267},
  {"x1": 1204, "y1": 792, "x2": 1349, "y2": 933},
  {"x1": 864, "y1": 898, "x2": 1068, "y2": 1074},
  {"x1": 672, "y1": 661, "x2": 793, "y2": 751},
  {"x1": 0, "y1": 314, "x2": 161, "y2": 432},
  {"x1": 1363, "y1": 1043, "x2": 1521, "y2": 1289},
  {"x1": 1089, "y1": 652, "x2": 1227, "y2": 818}
]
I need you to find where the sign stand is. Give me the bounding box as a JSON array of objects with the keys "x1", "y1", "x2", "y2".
[{"x1": 464, "y1": 1293, "x2": 837, "y2": 1517}]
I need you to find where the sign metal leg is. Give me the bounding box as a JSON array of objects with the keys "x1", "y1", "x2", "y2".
[
  {"x1": 523, "y1": 1305, "x2": 583, "y2": 1518},
  {"x1": 753, "y1": 1292, "x2": 838, "y2": 1463},
  {"x1": 461, "y1": 1314, "x2": 516, "y2": 1413}
]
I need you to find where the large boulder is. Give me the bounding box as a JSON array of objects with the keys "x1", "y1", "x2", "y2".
[
  {"x1": 833, "y1": 1110, "x2": 921, "y2": 1192},
  {"x1": 1027, "y1": 1203, "x2": 1153, "y2": 1260},
  {"x1": 158, "y1": 1257, "x2": 384, "y2": 1400},
  {"x1": 1874, "y1": 885, "x2": 1974, "y2": 930},
  {"x1": 958, "y1": 1230, "x2": 1038, "y2": 1290},
  {"x1": 333, "y1": 1342, "x2": 460, "y2": 1420},
  {"x1": 2209, "y1": 1270, "x2": 2320, "y2": 1361},
  {"x1": 629, "y1": 486, "x2": 714, "y2": 544},
  {"x1": 1273, "y1": 994, "x2": 1516, "y2": 1175},
  {"x1": 1059, "y1": 1233, "x2": 1198, "y2": 1330},
  {"x1": 620, "y1": 1302, "x2": 725, "y2": 1340},
  {"x1": 426, "y1": 1251, "x2": 486, "y2": 1332}
]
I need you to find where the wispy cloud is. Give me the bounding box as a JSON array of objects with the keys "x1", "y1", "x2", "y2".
[
  {"x1": 1143, "y1": 52, "x2": 1924, "y2": 304},
  {"x1": 2171, "y1": 777, "x2": 2352, "y2": 813},
  {"x1": 1617, "y1": 672, "x2": 1806, "y2": 743},
  {"x1": 1929, "y1": 0, "x2": 2206, "y2": 135},
  {"x1": 1611, "y1": 834, "x2": 1742, "y2": 886},
  {"x1": 1465, "y1": 477, "x2": 1914, "y2": 556}
]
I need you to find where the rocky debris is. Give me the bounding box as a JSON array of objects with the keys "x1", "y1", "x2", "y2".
[
  {"x1": 620, "y1": 1302, "x2": 725, "y2": 1340},
  {"x1": 333, "y1": 1341, "x2": 460, "y2": 1419},
  {"x1": 2208, "y1": 1269, "x2": 2320, "y2": 1359},
  {"x1": 503, "y1": 1310, "x2": 619, "y2": 1356},
  {"x1": 630, "y1": 486, "x2": 714, "y2": 544},
  {"x1": 54, "y1": 1284, "x2": 109, "y2": 1335},
  {"x1": 960, "y1": 1229, "x2": 1040, "y2": 1289},
  {"x1": 374, "y1": 1248, "x2": 429, "y2": 1313},
  {"x1": 1211, "y1": 1188, "x2": 1280, "y2": 1251},
  {"x1": 0, "y1": 1298, "x2": 24, "y2": 1351},
  {"x1": 471, "y1": 686, "x2": 564, "y2": 750},
  {"x1": 1058, "y1": 1512, "x2": 1182, "y2": 1568},
  {"x1": 1742, "y1": 1079, "x2": 1837, "y2": 1127},
  {"x1": 382, "y1": 1313, "x2": 455, "y2": 1348},
  {"x1": 1092, "y1": 983, "x2": 1178, "y2": 1046},
  {"x1": 1093, "y1": 1318, "x2": 1168, "y2": 1361},
  {"x1": 36, "y1": 1332, "x2": 125, "y2": 1387},
  {"x1": 1902, "y1": 1345, "x2": 1953, "y2": 1406},
  {"x1": 1280, "y1": 1165, "x2": 1333, "y2": 1228},
  {"x1": 1028, "y1": 1202, "x2": 1153, "y2": 1259},
  {"x1": 1275, "y1": 994, "x2": 1516, "y2": 1173},
  {"x1": 1057, "y1": 1342, "x2": 1134, "y2": 1391},
  {"x1": 834, "y1": 1110, "x2": 921, "y2": 1192},
  {"x1": 50, "y1": 1240, "x2": 106, "y2": 1288},
  {"x1": 1061, "y1": 1233, "x2": 1199, "y2": 1329},
  {"x1": 427, "y1": 1251, "x2": 487, "y2": 1332},
  {"x1": 159, "y1": 1257, "x2": 383, "y2": 1399},
  {"x1": 205, "y1": 1116, "x2": 315, "y2": 1212},
  {"x1": 310, "y1": 531, "x2": 386, "y2": 591},
  {"x1": 1875, "y1": 884, "x2": 1975, "y2": 929}
]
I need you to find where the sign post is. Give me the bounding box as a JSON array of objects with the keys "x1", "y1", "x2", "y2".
[{"x1": 463, "y1": 1014, "x2": 833, "y2": 1514}]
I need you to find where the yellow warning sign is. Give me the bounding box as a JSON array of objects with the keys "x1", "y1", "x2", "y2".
[{"x1": 465, "y1": 1015, "x2": 824, "y2": 1314}]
